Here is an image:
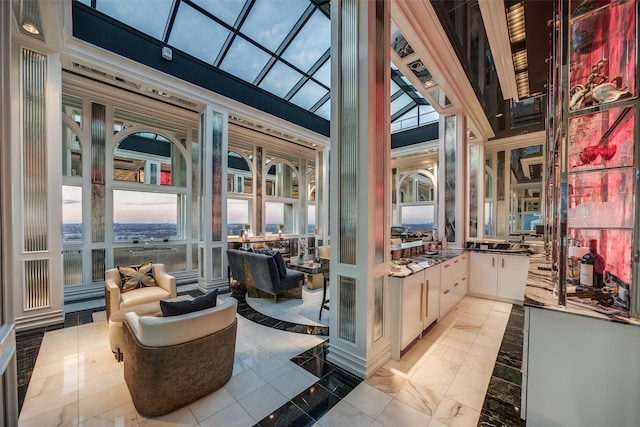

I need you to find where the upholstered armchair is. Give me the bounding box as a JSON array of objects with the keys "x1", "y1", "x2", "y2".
[
  {"x1": 104, "y1": 263, "x2": 177, "y2": 320},
  {"x1": 122, "y1": 296, "x2": 238, "y2": 416}
]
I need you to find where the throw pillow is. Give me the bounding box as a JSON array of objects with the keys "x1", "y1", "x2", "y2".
[
  {"x1": 160, "y1": 289, "x2": 218, "y2": 317},
  {"x1": 272, "y1": 251, "x2": 288, "y2": 279},
  {"x1": 117, "y1": 262, "x2": 155, "y2": 293}
]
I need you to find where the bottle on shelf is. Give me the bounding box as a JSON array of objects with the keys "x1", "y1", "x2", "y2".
[{"x1": 580, "y1": 239, "x2": 605, "y2": 288}]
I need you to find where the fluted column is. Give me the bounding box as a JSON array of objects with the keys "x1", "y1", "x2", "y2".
[{"x1": 328, "y1": 0, "x2": 391, "y2": 378}]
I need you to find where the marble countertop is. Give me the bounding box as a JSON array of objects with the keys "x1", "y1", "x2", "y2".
[
  {"x1": 389, "y1": 249, "x2": 465, "y2": 277},
  {"x1": 524, "y1": 253, "x2": 640, "y2": 327}
]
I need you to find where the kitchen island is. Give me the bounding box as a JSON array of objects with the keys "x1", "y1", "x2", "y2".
[{"x1": 522, "y1": 254, "x2": 640, "y2": 426}]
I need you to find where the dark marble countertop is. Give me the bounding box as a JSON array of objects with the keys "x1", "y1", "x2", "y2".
[
  {"x1": 389, "y1": 249, "x2": 465, "y2": 278},
  {"x1": 524, "y1": 253, "x2": 640, "y2": 327}
]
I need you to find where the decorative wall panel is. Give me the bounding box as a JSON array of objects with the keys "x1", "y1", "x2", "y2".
[
  {"x1": 374, "y1": 276, "x2": 384, "y2": 341},
  {"x1": 23, "y1": 259, "x2": 50, "y2": 310},
  {"x1": 91, "y1": 103, "x2": 106, "y2": 243},
  {"x1": 338, "y1": 276, "x2": 357, "y2": 343},
  {"x1": 91, "y1": 249, "x2": 105, "y2": 282},
  {"x1": 22, "y1": 48, "x2": 48, "y2": 252},
  {"x1": 444, "y1": 115, "x2": 456, "y2": 241},
  {"x1": 469, "y1": 144, "x2": 479, "y2": 238},
  {"x1": 211, "y1": 111, "x2": 223, "y2": 242},
  {"x1": 339, "y1": 0, "x2": 358, "y2": 265},
  {"x1": 62, "y1": 250, "x2": 83, "y2": 287}
]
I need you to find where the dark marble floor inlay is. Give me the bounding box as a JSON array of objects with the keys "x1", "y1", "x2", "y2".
[
  {"x1": 232, "y1": 287, "x2": 329, "y2": 336},
  {"x1": 478, "y1": 304, "x2": 526, "y2": 427}
]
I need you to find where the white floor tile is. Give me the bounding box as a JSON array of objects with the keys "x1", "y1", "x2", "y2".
[
  {"x1": 78, "y1": 401, "x2": 139, "y2": 427},
  {"x1": 433, "y1": 396, "x2": 481, "y2": 427},
  {"x1": 343, "y1": 382, "x2": 393, "y2": 419},
  {"x1": 375, "y1": 397, "x2": 432, "y2": 427},
  {"x1": 137, "y1": 404, "x2": 198, "y2": 426},
  {"x1": 223, "y1": 368, "x2": 267, "y2": 400},
  {"x1": 199, "y1": 401, "x2": 255, "y2": 427},
  {"x1": 188, "y1": 386, "x2": 236, "y2": 422},
  {"x1": 317, "y1": 400, "x2": 375, "y2": 427},
  {"x1": 269, "y1": 368, "x2": 317, "y2": 399},
  {"x1": 18, "y1": 402, "x2": 78, "y2": 427},
  {"x1": 238, "y1": 383, "x2": 288, "y2": 422}
]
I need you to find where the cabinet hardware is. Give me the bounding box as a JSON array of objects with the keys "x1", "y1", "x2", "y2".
[
  {"x1": 420, "y1": 282, "x2": 424, "y2": 322},
  {"x1": 425, "y1": 280, "x2": 429, "y2": 317},
  {"x1": 454, "y1": 260, "x2": 459, "y2": 263},
  {"x1": 443, "y1": 289, "x2": 450, "y2": 294},
  {"x1": 444, "y1": 264, "x2": 450, "y2": 268},
  {"x1": 492, "y1": 257, "x2": 495, "y2": 267},
  {"x1": 454, "y1": 282, "x2": 459, "y2": 287},
  {"x1": 502, "y1": 258, "x2": 505, "y2": 268}
]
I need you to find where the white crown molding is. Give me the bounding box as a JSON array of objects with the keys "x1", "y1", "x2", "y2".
[
  {"x1": 478, "y1": 0, "x2": 519, "y2": 101},
  {"x1": 392, "y1": 0, "x2": 495, "y2": 141},
  {"x1": 484, "y1": 130, "x2": 545, "y2": 151}
]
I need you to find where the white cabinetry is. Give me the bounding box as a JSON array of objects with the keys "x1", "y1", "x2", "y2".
[
  {"x1": 424, "y1": 265, "x2": 440, "y2": 328},
  {"x1": 469, "y1": 252, "x2": 530, "y2": 304},
  {"x1": 439, "y1": 253, "x2": 468, "y2": 319},
  {"x1": 389, "y1": 264, "x2": 441, "y2": 360}
]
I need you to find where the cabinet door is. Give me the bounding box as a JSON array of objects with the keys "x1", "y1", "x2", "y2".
[
  {"x1": 497, "y1": 255, "x2": 530, "y2": 302},
  {"x1": 401, "y1": 272, "x2": 424, "y2": 349},
  {"x1": 469, "y1": 252, "x2": 499, "y2": 297},
  {"x1": 424, "y1": 265, "x2": 440, "y2": 328}
]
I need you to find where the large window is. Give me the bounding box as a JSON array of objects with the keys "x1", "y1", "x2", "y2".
[
  {"x1": 265, "y1": 201, "x2": 294, "y2": 234},
  {"x1": 401, "y1": 205, "x2": 435, "y2": 232},
  {"x1": 397, "y1": 170, "x2": 436, "y2": 232},
  {"x1": 113, "y1": 190, "x2": 181, "y2": 241},
  {"x1": 227, "y1": 150, "x2": 253, "y2": 236},
  {"x1": 62, "y1": 185, "x2": 83, "y2": 242},
  {"x1": 112, "y1": 129, "x2": 188, "y2": 242}
]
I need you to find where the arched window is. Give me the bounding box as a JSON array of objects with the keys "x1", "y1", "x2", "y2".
[
  {"x1": 227, "y1": 150, "x2": 254, "y2": 237},
  {"x1": 398, "y1": 170, "x2": 436, "y2": 232},
  {"x1": 264, "y1": 158, "x2": 299, "y2": 234},
  {"x1": 112, "y1": 131, "x2": 188, "y2": 241}
]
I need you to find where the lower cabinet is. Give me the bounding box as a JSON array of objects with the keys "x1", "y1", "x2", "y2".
[
  {"x1": 439, "y1": 253, "x2": 468, "y2": 319},
  {"x1": 469, "y1": 252, "x2": 530, "y2": 304},
  {"x1": 389, "y1": 264, "x2": 441, "y2": 360}
]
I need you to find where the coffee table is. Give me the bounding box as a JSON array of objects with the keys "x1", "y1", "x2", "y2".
[
  {"x1": 108, "y1": 295, "x2": 193, "y2": 361},
  {"x1": 288, "y1": 259, "x2": 324, "y2": 290}
]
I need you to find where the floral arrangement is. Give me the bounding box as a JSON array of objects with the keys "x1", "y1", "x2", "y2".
[{"x1": 297, "y1": 238, "x2": 306, "y2": 259}]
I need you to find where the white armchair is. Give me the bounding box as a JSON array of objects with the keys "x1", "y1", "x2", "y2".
[{"x1": 104, "y1": 263, "x2": 177, "y2": 320}]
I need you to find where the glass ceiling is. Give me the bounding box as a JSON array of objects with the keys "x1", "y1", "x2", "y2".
[{"x1": 78, "y1": 0, "x2": 435, "y2": 133}]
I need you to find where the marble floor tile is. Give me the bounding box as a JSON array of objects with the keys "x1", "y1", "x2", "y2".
[
  {"x1": 187, "y1": 386, "x2": 236, "y2": 422},
  {"x1": 269, "y1": 368, "x2": 318, "y2": 400},
  {"x1": 238, "y1": 383, "x2": 289, "y2": 422},
  {"x1": 433, "y1": 396, "x2": 481, "y2": 427},
  {"x1": 343, "y1": 382, "x2": 393, "y2": 419},
  {"x1": 394, "y1": 380, "x2": 443, "y2": 416},
  {"x1": 318, "y1": 400, "x2": 375, "y2": 427},
  {"x1": 19, "y1": 294, "x2": 525, "y2": 427},
  {"x1": 137, "y1": 405, "x2": 198, "y2": 426},
  {"x1": 199, "y1": 402, "x2": 256, "y2": 427},
  {"x1": 376, "y1": 397, "x2": 432, "y2": 427}
]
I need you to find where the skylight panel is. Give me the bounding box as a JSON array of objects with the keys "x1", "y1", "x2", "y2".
[
  {"x1": 191, "y1": 0, "x2": 245, "y2": 26},
  {"x1": 290, "y1": 80, "x2": 327, "y2": 110},
  {"x1": 259, "y1": 61, "x2": 304, "y2": 98},
  {"x1": 312, "y1": 59, "x2": 330, "y2": 87},
  {"x1": 220, "y1": 37, "x2": 272, "y2": 83},
  {"x1": 241, "y1": 0, "x2": 309, "y2": 52},
  {"x1": 96, "y1": 0, "x2": 173, "y2": 40},
  {"x1": 315, "y1": 99, "x2": 331, "y2": 120},
  {"x1": 391, "y1": 80, "x2": 401, "y2": 95},
  {"x1": 391, "y1": 93, "x2": 413, "y2": 116},
  {"x1": 281, "y1": 10, "x2": 330, "y2": 73},
  {"x1": 168, "y1": 2, "x2": 230, "y2": 64}
]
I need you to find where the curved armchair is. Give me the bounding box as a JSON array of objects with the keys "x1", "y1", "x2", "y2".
[
  {"x1": 122, "y1": 297, "x2": 238, "y2": 416},
  {"x1": 104, "y1": 263, "x2": 176, "y2": 320}
]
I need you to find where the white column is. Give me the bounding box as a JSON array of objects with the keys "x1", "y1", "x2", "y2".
[
  {"x1": 198, "y1": 105, "x2": 229, "y2": 292},
  {"x1": 0, "y1": 0, "x2": 19, "y2": 421},
  {"x1": 328, "y1": 0, "x2": 392, "y2": 378}
]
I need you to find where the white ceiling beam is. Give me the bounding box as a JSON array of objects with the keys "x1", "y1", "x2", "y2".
[
  {"x1": 392, "y1": 0, "x2": 495, "y2": 140},
  {"x1": 478, "y1": 0, "x2": 520, "y2": 101}
]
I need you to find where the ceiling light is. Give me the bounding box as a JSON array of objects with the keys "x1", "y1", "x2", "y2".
[{"x1": 21, "y1": 22, "x2": 40, "y2": 35}]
